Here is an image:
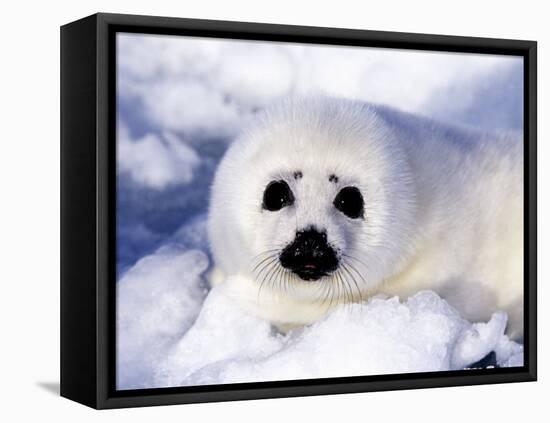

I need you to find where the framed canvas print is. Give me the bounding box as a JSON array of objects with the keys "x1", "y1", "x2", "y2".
[{"x1": 60, "y1": 13, "x2": 537, "y2": 409}]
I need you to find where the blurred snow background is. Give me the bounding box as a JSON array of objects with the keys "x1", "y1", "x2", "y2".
[{"x1": 116, "y1": 33, "x2": 524, "y2": 389}]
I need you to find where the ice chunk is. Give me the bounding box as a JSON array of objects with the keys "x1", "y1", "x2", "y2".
[
  {"x1": 151, "y1": 288, "x2": 523, "y2": 388},
  {"x1": 116, "y1": 248, "x2": 209, "y2": 389},
  {"x1": 451, "y1": 311, "x2": 509, "y2": 369}
]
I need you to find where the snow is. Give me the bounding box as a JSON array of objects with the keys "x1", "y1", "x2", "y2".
[
  {"x1": 117, "y1": 123, "x2": 201, "y2": 190},
  {"x1": 117, "y1": 33, "x2": 523, "y2": 142},
  {"x1": 117, "y1": 247, "x2": 523, "y2": 389}
]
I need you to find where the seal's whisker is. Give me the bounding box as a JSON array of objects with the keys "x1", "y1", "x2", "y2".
[
  {"x1": 318, "y1": 275, "x2": 332, "y2": 310},
  {"x1": 341, "y1": 262, "x2": 364, "y2": 304},
  {"x1": 343, "y1": 270, "x2": 355, "y2": 310},
  {"x1": 251, "y1": 249, "x2": 280, "y2": 262},
  {"x1": 252, "y1": 246, "x2": 369, "y2": 317},
  {"x1": 258, "y1": 258, "x2": 279, "y2": 292},
  {"x1": 323, "y1": 278, "x2": 333, "y2": 312},
  {"x1": 283, "y1": 268, "x2": 291, "y2": 294},
  {"x1": 342, "y1": 252, "x2": 369, "y2": 269},
  {"x1": 341, "y1": 269, "x2": 354, "y2": 305},
  {"x1": 344, "y1": 261, "x2": 369, "y2": 298},
  {"x1": 256, "y1": 265, "x2": 270, "y2": 303},
  {"x1": 252, "y1": 253, "x2": 279, "y2": 273},
  {"x1": 334, "y1": 270, "x2": 345, "y2": 305},
  {"x1": 253, "y1": 256, "x2": 279, "y2": 280},
  {"x1": 274, "y1": 266, "x2": 282, "y2": 293},
  {"x1": 266, "y1": 265, "x2": 278, "y2": 293},
  {"x1": 328, "y1": 274, "x2": 338, "y2": 311}
]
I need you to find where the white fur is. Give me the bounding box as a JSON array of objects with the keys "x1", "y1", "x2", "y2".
[{"x1": 208, "y1": 98, "x2": 523, "y2": 338}]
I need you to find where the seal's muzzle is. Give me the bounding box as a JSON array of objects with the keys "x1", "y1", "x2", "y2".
[{"x1": 279, "y1": 228, "x2": 339, "y2": 281}]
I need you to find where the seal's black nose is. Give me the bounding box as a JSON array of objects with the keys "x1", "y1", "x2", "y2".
[{"x1": 279, "y1": 228, "x2": 339, "y2": 281}]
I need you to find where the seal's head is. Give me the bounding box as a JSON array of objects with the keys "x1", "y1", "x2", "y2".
[{"x1": 209, "y1": 97, "x2": 417, "y2": 313}]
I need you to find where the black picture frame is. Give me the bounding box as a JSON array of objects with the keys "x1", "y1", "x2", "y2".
[{"x1": 60, "y1": 12, "x2": 537, "y2": 409}]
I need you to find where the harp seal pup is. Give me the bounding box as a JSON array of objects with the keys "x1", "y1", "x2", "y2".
[{"x1": 208, "y1": 97, "x2": 524, "y2": 339}]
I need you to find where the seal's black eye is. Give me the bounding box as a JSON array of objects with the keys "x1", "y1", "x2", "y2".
[
  {"x1": 262, "y1": 180, "x2": 295, "y2": 211},
  {"x1": 334, "y1": 186, "x2": 364, "y2": 219}
]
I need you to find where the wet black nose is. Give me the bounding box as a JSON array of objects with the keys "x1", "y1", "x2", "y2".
[{"x1": 279, "y1": 228, "x2": 339, "y2": 281}]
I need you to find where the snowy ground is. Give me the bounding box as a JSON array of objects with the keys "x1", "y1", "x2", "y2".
[
  {"x1": 117, "y1": 248, "x2": 523, "y2": 390},
  {"x1": 115, "y1": 34, "x2": 524, "y2": 389}
]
